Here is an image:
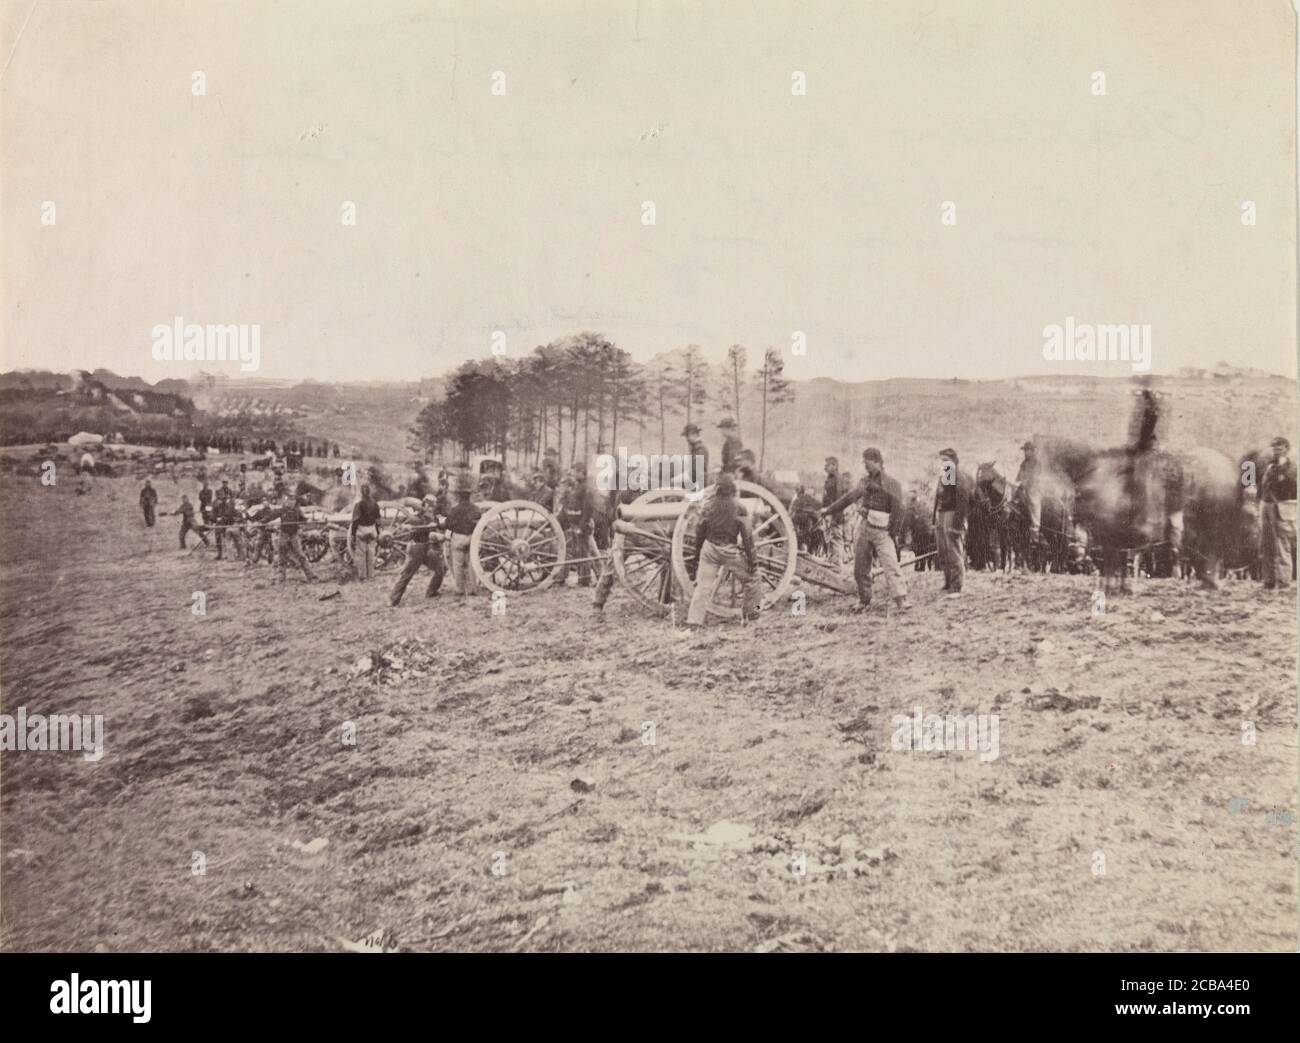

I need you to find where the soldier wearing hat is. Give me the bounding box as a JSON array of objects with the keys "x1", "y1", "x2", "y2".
[
  {"x1": 718, "y1": 417, "x2": 742, "y2": 474},
  {"x1": 932, "y1": 448, "x2": 972, "y2": 597},
  {"x1": 1016, "y1": 441, "x2": 1043, "y2": 549},
  {"x1": 681, "y1": 423, "x2": 709, "y2": 491},
  {"x1": 1260, "y1": 436, "x2": 1296, "y2": 590},
  {"x1": 528, "y1": 469, "x2": 554, "y2": 512},
  {"x1": 821, "y1": 448, "x2": 908, "y2": 614},
  {"x1": 444, "y1": 473, "x2": 482, "y2": 595},
  {"x1": 389, "y1": 495, "x2": 446, "y2": 606},
  {"x1": 822, "y1": 455, "x2": 854, "y2": 566}
]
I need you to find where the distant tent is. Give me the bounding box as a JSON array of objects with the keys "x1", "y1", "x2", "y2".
[{"x1": 68, "y1": 431, "x2": 104, "y2": 446}]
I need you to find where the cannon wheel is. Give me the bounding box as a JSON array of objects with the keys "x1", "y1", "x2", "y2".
[
  {"x1": 470, "y1": 499, "x2": 567, "y2": 594},
  {"x1": 612, "y1": 488, "x2": 686, "y2": 616},
  {"x1": 670, "y1": 481, "x2": 799, "y2": 619}
]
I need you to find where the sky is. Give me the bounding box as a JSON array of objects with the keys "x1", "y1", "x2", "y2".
[{"x1": 1, "y1": 0, "x2": 1296, "y2": 385}]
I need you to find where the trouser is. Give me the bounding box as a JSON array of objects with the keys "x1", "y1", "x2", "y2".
[
  {"x1": 1260, "y1": 501, "x2": 1296, "y2": 588},
  {"x1": 450, "y1": 533, "x2": 476, "y2": 594},
  {"x1": 247, "y1": 529, "x2": 275, "y2": 566},
  {"x1": 854, "y1": 521, "x2": 904, "y2": 605},
  {"x1": 216, "y1": 525, "x2": 244, "y2": 561},
  {"x1": 687, "y1": 539, "x2": 761, "y2": 625},
  {"x1": 827, "y1": 515, "x2": 850, "y2": 565},
  {"x1": 558, "y1": 526, "x2": 592, "y2": 585},
  {"x1": 1024, "y1": 487, "x2": 1042, "y2": 539},
  {"x1": 277, "y1": 532, "x2": 315, "y2": 581},
  {"x1": 390, "y1": 541, "x2": 445, "y2": 604},
  {"x1": 593, "y1": 550, "x2": 618, "y2": 608},
  {"x1": 142, "y1": 504, "x2": 155, "y2": 527},
  {"x1": 936, "y1": 510, "x2": 965, "y2": 592},
  {"x1": 354, "y1": 530, "x2": 377, "y2": 580},
  {"x1": 180, "y1": 518, "x2": 208, "y2": 548}
]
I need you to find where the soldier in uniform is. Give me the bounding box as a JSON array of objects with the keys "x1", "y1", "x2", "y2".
[
  {"x1": 685, "y1": 473, "x2": 761, "y2": 625},
  {"x1": 198, "y1": 480, "x2": 214, "y2": 525},
  {"x1": 821, "y1": 448, "x2": 908, "y2": 615},
  {"x1": 1260, "y1": 436, "x2": 1297, "y2": 591},
  {"x1": 932, "y1": 448, "x2": 972, "y2": 597},
  {"x1": 389, "y1": 495, "x2": 446, "y2": 606},
  {"x1": 528, "y1": 470, "x2": 555, "y2": 512},
  {"x1": 172, "y1": 494, "x2": 209, "y2": 549},
  {"x1": 556, "y1": 462, "x2": 593, "y2": 586},
  {"x1": 682, "y1": 423, "x2": 709, "y2": 491},
  {"x1": 139, "y1": 480, "x2": 158, "y2": 527},
  {"x1": 1016, "y1": 441, "x2": 1043, "y2": 549},
  {"x1": 349, "y1": 484, "x2": 382, "y2": 581},
  {"x1": 593, "y1": 460, "x2": 648, "y2": 613},
  {"x1": 274, "y1": 493, "x2": 316, "y2": 583},
  {"x1": 244, "y1": 495, "x2": 277, "y2": 567},
  {"x1": 822, "y1": 456, "x2": 854, "y2": 566},
  {"x1": 444, "y1": 475, "x2": 482, "y2": 595},
  {"x1": 213, "y1": 479, "x2": 243, "y2": 561}
]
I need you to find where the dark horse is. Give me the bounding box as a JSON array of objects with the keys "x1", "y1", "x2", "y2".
[{"x1": 1039, "y1": 437, "x2": 1242, "y2": 593}]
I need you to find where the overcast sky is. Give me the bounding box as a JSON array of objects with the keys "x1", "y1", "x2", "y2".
[{"x1": 1, "y1": 0, "x2": 1295, "y2": 384}]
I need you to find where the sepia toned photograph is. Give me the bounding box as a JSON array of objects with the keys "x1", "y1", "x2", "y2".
[{"x1": 1, "y1": 0, "x2": 1296, "y2": 966}]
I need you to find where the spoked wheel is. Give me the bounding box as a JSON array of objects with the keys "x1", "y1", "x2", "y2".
[
  {"x1": 612, "y1": 489, "x2": 686, "y2": 616},
  {"x1": 470, "y1": 499, "x2": 566, "y2": 594},
  {"x1": 670, "y1": 481, "x2": 799, "y2": 620}
]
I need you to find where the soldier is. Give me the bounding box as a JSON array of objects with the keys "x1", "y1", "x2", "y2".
[
  {"x1": 556, "y1": 462, "x2": 593, "y2": 586},
  {"x1": 932, "y1": 448, "x2": 972, "y2": 597},
  {"x1": 244, "y1": 496, "x2": 277, "y2": 567},
  {"x1": 790, "y1": 484, "x2": 823, "y2": 553},
  {"x1": 681, "y1": 423, "x2": 709, "y2": 491},
  {"x1": 593, "y1": 461, "x2": 648, "y2": 613},
  {"x1": 198, "y1": 480, "x2": 214, "y2": 525},
  {"x1": 1016, "y1": 441, "x2": 1042, "y2": 549},
  {"x1": 718, "y1": 417, "x2": 742, "y2": 474},
  {"x1": 528, "y1": 470, "x2": 554, "y2": 512},
  {"x1": 349, "y1": 484, "x2": 382, "y2": 580},
  {"x1": 822, "y1": 456, "x2": 854, "y2": 566},
  {"x1": 821, "y1": 448, "x2": 907, "y2": 615},
  {"x1": 274, "y1": 493, "x2": 316, "y2": 583},
  {"x1": 139, "y1": 480, "x2": 158, "y2": 527},
  {"x1": 685, "y1": 473, "x2": 761, "y2": 625},
  {"x1": 172, "y1": 494, "x2": 209, "y2": 549},
  {"x1": 213, "y1": 479, "x2": 244, "y2": 561},
  {"x1": 445, "y1": 476, "x2": 481, "y2": 595},
  {"x1": 1260, "y1": 436, "x2": 1297, "y2": 591},
  {"x1": 390, "y1": 495, "x2": 446, "y2": 606}
]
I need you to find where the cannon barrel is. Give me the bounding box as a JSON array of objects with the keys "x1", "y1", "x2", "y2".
[{"x1": 617, "y1": 496, "x2": 773, "y2": 522}]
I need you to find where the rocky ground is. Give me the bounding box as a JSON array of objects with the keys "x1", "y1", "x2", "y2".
[{"x1": 1, "y1": 474, "x2": 1295, "y2": 951}]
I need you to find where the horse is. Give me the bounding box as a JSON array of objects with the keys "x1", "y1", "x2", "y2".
[{"x1": 973, "y1": 462, "x2": 1028, "y2": 572}]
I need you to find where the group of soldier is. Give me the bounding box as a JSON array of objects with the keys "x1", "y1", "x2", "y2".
[{"x1": 131, "y1": 400, "x2": 1296, "y2": 626}]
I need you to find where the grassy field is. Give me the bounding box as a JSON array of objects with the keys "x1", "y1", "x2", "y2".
[{"x1": 0, "y1": 473, "x2": 1295, "y2": 951}]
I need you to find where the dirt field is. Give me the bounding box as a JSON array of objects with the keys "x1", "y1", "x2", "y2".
[{"x1": 1, "y1": 474, "x2": 1295, "y2": 952}]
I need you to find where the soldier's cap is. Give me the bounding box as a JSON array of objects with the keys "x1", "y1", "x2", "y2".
[
  {"x1": 824, "y1": 456, "x2": 839, "y2": 466},
  {"x1": 1271, "y1": 436, "x2": 1290, "y2": 450},
  {"x1": 735, "y1": 448, "x2": 756, "y2": 463},
  {"x1": 862, "y1": 448, "x2": 883, "y2": 463},
  {"x1": 715, "y1": 473, "x2": 738, "y2": 497},
  {"x1": 717, "y1": 417, "x2": 737, "y2": 429},
  {"x1": 939, "y1": 447, "x2": 958, "y2": 462},
  {"x1": 1022, "y1": 441, "x2": 1036, "y2": 451},
  {"x1": 682, "y1": 423, "x2": 701, "y2": 437},
  {"x1": 530, "y1": 471, "x2": 545, "y2": 481},
  {"x1": 454, "y1": 474, "x2": 474, "y2": 492}
]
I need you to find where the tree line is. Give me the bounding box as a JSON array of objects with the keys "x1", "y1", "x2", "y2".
[{"x1": 408, "y1": 333, "x2": 795, "y2": 470}]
